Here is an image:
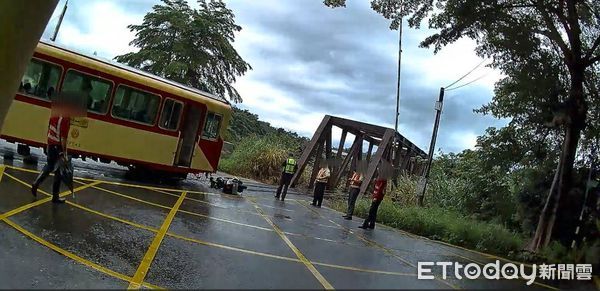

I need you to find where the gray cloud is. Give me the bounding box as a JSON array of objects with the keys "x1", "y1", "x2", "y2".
[
  {"x1": 228, "y1": 0, "x2": 506, "y2": 152},
  {"x1": 43, "y1": 0, "x2": 507, "y2": 153}
]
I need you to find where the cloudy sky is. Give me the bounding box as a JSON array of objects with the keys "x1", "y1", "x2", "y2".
[{"x1": 42, "y1": 0, "x2": 508, "y2": 153}]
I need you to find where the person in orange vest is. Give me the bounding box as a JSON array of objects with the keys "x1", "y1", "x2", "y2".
[
  {"x1": 359, "y1": 174, "x2": 387, "y2": 229},
  {"x1": 311, "y1": 161, "x2": 330, "y2": 208},
  {"x1": 275, "y1": 153, "x2": 298, "y2": 201},
  {"x1": 31, "y1": 98, "x2": 72, "y2": 203},
  {"x1": 343, "y1": 170, "x2": 364, "y2": 220}
]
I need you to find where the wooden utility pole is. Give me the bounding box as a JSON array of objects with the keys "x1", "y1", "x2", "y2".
[{"x1": 417, "y1": 87, "x2": 445, "y2": 206}]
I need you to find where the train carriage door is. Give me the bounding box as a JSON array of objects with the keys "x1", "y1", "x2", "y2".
[{"x1": 175, "y1": 105, "x2": 202, "y2": 166}]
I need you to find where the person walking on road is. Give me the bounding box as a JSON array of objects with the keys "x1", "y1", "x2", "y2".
[
  {"x1": 311, "y1": 161, "x2": 330, "y2": 208},
  {"x1": 275, "y1": 153, "x2": 298, "y2": 201},
  {"x1": 359, "y1": 174, "x2": 387, "y2": 229},
  {"x1": 31, "y1": 98, "x2": 72, "y2": 203},
  {"x1": 343, "y1": 170, "x2": 364, "y2": 220}
]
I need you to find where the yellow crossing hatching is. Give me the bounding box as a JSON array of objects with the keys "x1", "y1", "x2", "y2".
[
  {"x1": 0, "y1": 173, "x2": 101, "y2": 220},
  {"x1": 295, "y1": 199, "x2": 459, "y2": 290},
  {"x1": 128, "y1": 192, "x2": 187, "y2": 289},
  {"x1": 0, "y1": 218, "x2": 162, "y2": 289},
  {"x1": 149, "y1": 187, "x2": 261, "y2": 216},
  {"x1": 251, "y1": 198, "x2": 334, "y2": 290},
  {"x1": 87, "y1": 183, "x2": 274, "y2": 232},
  {"x1": 2, "y1": 165, "x2": 513, "y2": 289}
]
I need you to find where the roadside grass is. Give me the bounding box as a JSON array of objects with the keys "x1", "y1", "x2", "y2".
[
  {"x1": 329, "y1": 198, "x2": 525, "y2": 259},
  {"x1": 221, "y1": 135, "x2": 596, "y2": 265},
  {"x1": 219, "y1": 134, "x2": 311, "y2": 185}
]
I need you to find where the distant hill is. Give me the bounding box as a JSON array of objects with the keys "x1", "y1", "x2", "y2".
[{"x1": 224, "y1": 107, "x2": 308, "y2": 145}]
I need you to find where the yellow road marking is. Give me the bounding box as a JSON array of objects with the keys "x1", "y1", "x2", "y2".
[
  {"x1": 0, "y1": 174, "x2": 101, "y2": 220},
  {"x1": 88, "y1": 183, "x2": 273, "y2": 232},
  {"x1": 251, "y1": 199, "x2": 334, "y2": 290},
  {"x1": 296, "y1": 199, "x2": 458, "y2": 290},
  {"x1": 3, "y1": 165, "x2": 40, "y2": 174},
  {"x1": 0, "y1": 218, "x2": 162, "y2": 289},
  {"x1": 4, "y1": 171, "x2": 102, "y2": 197},
  {"x1": 90, "y1": 182, "x2": 364, "y2": 247},
  {"x1": 0, "y1": 165, "x2": 5, "y2": 182},
  {"x1": 311, "y1": 261, "x2": 416, "y2": 277},
  {"x1": 71, "y1": 200, "x2": 159, "y2": 233},
  {"x1": 321, "y1": 196, "x2": 539, "y2": 270},
  {"x1": 327, "y1": 218, "x2": 416, "y2": 266},
  {"x1": 4, "y1": 165, "x2": 230, "y2": 198},
  {"x1": 128, "y1": 192, "x2": 187, "y2": 289},
  {"x1": 150, "y1": 188, "x2": 261, "y2": 216},
  {"x1": 2, "y1": 165, "x2": 425, "y2": 283},
  {"x1": 4, "y1": 197, "x2": 418, "y2": 281},
  {"x1": 301, "y1": 200, "x2": 562, "y2": 290},
  {"x1": 259, "y1": 202, "x2": 295, "y2": 212},
  {"x1": 177, "y1": 209, "x2": 274, "y2": 231},
  {"x1": 92, "y1": 185, "x2": 173, "y2": 210},
  {"x1": 166, "y1": 232, "x2": 301, "y2": 263},
  {"x1": 1, "y1": 172, "x2": 422, "y2": 281}
]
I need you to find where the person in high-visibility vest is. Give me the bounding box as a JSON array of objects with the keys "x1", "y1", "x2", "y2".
[
  {"x1": 275, "y1": 153, "x2": 298, "y2": 201},
  {"x1": 31, "y1": 98, "x2": 72, "y2": 203},
  {"x1": 343, "y1": 170, "x2": 364, "y2": 220}
]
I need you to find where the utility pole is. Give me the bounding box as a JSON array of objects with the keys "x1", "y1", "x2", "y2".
[
  {"x1": 417, "y1": 87, "x2": 444, "y2": 206},
  {"x1": 391, "y1": 16, "x2": 404, "y2": 188},
  {"x1": 51, "y1": 0, "x2": 68, "y2": 42},
  {"x1": 394, "y1": 18, "x2": 403, "y2": 137}
]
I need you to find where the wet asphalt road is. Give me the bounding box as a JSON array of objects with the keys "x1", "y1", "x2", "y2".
[{"x1": 0, "y1": 141, "x2": 590, "y2": 289}]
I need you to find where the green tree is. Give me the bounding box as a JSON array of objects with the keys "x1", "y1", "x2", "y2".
[
  {"x1": 325, "y1": 0, "x2": 600, "y2": 251},
  {"x1": 115, "y1": 0, "x2": 251, "y2": 103}
]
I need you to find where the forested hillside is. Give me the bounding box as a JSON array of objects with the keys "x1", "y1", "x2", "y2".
[{"x1": 224, "y1": 107, "x2": 307, "y2": 144}]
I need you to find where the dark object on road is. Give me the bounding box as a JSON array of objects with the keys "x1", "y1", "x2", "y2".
[
  {"x1": 209, "y1": 177, "x2": 246, "y2": 195},
  {"x1": 58, "y1": 156, "x2": 74, "y2": 194}
]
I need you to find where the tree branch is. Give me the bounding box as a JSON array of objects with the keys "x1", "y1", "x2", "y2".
[
  {"x1": 588, "y1": 54, "x2": 600, "y2": 66},
  {"x1": 584, "y1": 35, "x2": 600, "y2": 62},
  {"x1": 536, "y1": 0, "x2": 572, "y2": 61},
  {"x1": 550, "y1": 0, "x2": 572, "y2": 36},
  {"x1": 565, "y1": 0, "x2": 583, "y2": 61}
]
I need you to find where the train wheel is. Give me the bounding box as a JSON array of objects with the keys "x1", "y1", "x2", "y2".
[{"x1": 16, "y1": 144, "x2": 30, "y2": 156}]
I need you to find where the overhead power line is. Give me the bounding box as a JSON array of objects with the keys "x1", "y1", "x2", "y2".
[
  {"x1": 445, "y1": 72, "x2": 490, "y2": 91},
  {"x1": 444, "y1": 59, "x2": 487, "y2": 89}
]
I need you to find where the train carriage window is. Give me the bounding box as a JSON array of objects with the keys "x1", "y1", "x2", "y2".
[
  {"x1": 62, "y1": 70, "x2": 112, "y2": 114},
  {"x1": 202, "y1": 112, "x2": 222, "y2": 140},
  {"x1": 159, "y1": 98, "x2": 183, "y2": 130},
  {"x1": 19, "y1": 59, "x2": 62, "y2": 99},
  {"x1": 112, "y1": 85, "x2": 160, "y2": 125}
]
